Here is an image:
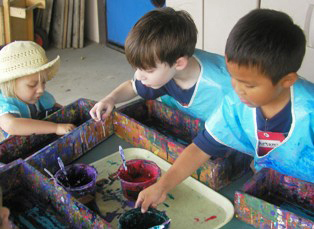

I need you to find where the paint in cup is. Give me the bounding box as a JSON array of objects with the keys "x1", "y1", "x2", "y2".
[
  {"x1": 55, "y1": 163, "x2": 98, "y2": 204},
  {"x1": 118, "y1": 207, "x2": 170, "y2": 229},
  {"x1": 117, "y1": 159, "x2": 161, "y2": 201}
]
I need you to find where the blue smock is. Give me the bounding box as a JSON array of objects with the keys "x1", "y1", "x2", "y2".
[
  {"x1": 205, "y1": 78, "x2": 314, "y2": 182},
  {"x1": 161, "y1": 49, "x2": 232, "y2": 121}
]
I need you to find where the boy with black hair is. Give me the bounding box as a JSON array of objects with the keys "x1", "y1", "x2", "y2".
[
  {"x1": 135, "y1": 8, "x2": 314, "y2": 213},
  {"x1": 90, "y1": 7, "x2": 232, "y2": 122}
]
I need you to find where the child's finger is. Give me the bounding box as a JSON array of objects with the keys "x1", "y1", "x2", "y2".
[
  {"x1": 140, "y1": 198, "x2": 152, "y2": 213},
  {"x1": 96, "y1": 108, "x2": 102, "y2": 121},
  {"x1": 89, "y1": 108, "x2": 97, "y2": 120},
  {"x1": 135, "y1": 195, "x2": 143, "y2": 209},
  {"x1": 102, "y1": 107, "x2": 113, "y2": 120}
]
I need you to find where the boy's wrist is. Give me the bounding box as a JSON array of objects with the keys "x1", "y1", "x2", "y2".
[{"x1": 157, "y1": 176, "x2": 175, "y2": 194}]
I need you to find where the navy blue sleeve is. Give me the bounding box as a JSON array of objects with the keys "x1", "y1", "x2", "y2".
[
  {"x1": 134, "y1": 80, "x2": 167, "y2": 99},
  {"x1": 193, "y1": 129, "x2": 229, "y2": 157}
]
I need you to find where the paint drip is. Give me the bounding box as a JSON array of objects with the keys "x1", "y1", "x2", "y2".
[{"x1": 118, "y1": 207, "x2": 170, "y2": 229}]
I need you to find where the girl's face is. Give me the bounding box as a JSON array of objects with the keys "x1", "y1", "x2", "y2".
[
  {"x1": 134, "y1": 62, "x2": 176, "y2": 89},
  {"x1": 14, "y1": 71, "x2": 47, "y2": 104}
]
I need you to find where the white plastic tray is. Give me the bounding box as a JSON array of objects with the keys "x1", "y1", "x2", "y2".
[{"x1": 91, "y1": 148, "x2": 234, "y2": 229}]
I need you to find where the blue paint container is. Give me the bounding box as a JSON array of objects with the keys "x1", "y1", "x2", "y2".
[{"x1": 55, "y1": 163, "x2": 98, "y2": 204}]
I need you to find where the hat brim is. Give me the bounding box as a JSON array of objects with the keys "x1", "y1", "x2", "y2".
[{"x1": 0, "y1": 55, "x2": 60, "y2": 84}]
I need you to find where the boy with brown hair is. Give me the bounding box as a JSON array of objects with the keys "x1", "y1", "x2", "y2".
[{"x1": 90, "y1": 7, "x2": 232, "y2": 122}]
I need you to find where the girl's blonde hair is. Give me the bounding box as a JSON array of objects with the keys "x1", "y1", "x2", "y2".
[
  {"x1": 0, "y1": 79, "x2": 16, "y2": 97},
  {"x1": 0, "y1": 71, "x2": 49, "y2": 98}
]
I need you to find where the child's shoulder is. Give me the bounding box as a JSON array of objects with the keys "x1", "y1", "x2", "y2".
[
  {"x1": 294, "y1": 78, "x2": 314, "y2": 101},
  {"x1": 194, "y1": 49, "x2": 225, "y2": 63},
  {"x1": 0, "y1": 92, "x2": 17, "y2": 104}
]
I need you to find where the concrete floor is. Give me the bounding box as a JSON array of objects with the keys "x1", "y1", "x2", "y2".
[{"x1": 45, "y1": 42, "x2": 135, "y2": 106}]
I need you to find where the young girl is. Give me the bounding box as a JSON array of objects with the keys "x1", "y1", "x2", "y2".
[{"x1": 0, "y1": 41, "x2": 76, "y2": 140}]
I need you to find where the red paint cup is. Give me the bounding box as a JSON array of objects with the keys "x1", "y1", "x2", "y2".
[{"x1": 117, "y1": 159, "x2": 161, "y2": 201}]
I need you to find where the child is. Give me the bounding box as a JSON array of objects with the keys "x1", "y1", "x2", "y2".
[
  {"x1": 0, "y1": 41, "x2": 76, "y2": 140},
  {"x1": 135, "y1": 9, "x2": 314, "y2": 213},
  {"x1": 90, "y1": 7, "x2": 232, "y2": 122}
]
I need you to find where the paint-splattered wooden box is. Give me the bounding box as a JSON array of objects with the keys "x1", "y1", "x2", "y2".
[
  {"x1": 114, "y1": 99, "x2": 252, "y2": 191},
  {"x1": 0, "y1": 159, "x2": 111, "y2": 229},
  {"x1": 234, "y1": 168, "x2": 314, "y2": 229},
  {"x1": 0, "y1": 98, "x2": 114, "y2": 173}
]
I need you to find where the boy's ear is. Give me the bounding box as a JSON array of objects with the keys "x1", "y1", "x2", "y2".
[
  {"x1": 174, "y1": 56, "x2": 189, "y2": 70},
  {"x1": 280, "y1": 72, "x2": 298, "y2": 88}
]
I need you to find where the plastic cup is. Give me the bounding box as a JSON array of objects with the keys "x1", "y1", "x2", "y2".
[
  {"x1": 117, "y1": 159, "x2": 161, "y2": 201},
  {"x1": 55, "y1": 163, "x2": 98, "y2": 203},
  {"x1": 118, "y1": 207, "x2": 170, "y2": 229}
]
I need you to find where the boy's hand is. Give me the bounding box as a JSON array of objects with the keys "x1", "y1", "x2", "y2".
[
  {"x1": 56, "y1": 123, "x2": 76, "y2": 135},
  {"x1": 90, "y1": 97, "x2": 115, "y2": 121},
  {"x1": 135, "y1": 183, "x2": 167, "y2": 213}
]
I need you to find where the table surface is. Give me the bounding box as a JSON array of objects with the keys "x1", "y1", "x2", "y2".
[{"x1": 74, "y1": 134, "x2": 256, "y2": 229}]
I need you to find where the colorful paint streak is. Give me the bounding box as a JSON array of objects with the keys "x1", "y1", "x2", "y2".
[
  {"x1": 205, "y1": 216, "x2": 217, "y2": 221},
  {"x1": 235, "y1": 168, "x2": 314, "y2": 229},
  {"x1": 114, "y1": 99, "x2": 252, "y2": 191}
]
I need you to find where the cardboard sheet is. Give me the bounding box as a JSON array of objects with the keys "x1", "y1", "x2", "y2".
[{"x1": 91, "y1": 148, "x2": 234, "y2": 228}]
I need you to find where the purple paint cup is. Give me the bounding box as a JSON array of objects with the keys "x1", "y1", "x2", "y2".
[
  {"x1": 117, "y1": 159, "x2": 161, "y2": 201},
  {"x1": 55, "y1": 163, "x2": 98, "y2": 204}
]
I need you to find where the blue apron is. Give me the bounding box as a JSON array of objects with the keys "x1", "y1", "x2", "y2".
[
  {"x1": 205, "y1": 78, "x2": 314, "y2": 182},
  {"x1": 161, "y1": 49, "x2": 232, "y2": 121}
]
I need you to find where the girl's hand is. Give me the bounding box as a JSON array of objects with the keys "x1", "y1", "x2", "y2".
[{"x1": 56, "y1": 123, "x2": 76, "y2": 135}]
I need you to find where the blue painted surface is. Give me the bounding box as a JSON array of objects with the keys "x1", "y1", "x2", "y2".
[{"x1": 106, "y1": 0, "x2": 159, "y2": 46}]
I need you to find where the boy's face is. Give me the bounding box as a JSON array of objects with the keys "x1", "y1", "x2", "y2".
[
  {"x1": 134, "y1": 62, "x2": 176, "y2": 89},
  {"x1": 15, "y1": 71, "x2": 47, "y2": 104},
  {"x1": 227, "y1": 62, "x2": 284, "y2": 108}
]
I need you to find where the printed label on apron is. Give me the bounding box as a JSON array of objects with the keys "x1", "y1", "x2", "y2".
[{"x1": 258, "y1": 131, "x2": 286, "y2": 156}]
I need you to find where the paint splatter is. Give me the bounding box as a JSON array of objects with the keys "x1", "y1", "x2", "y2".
[
  {"x1": 163, "y1": 203, "x2": 169, "y2": 207},
  {"x1": 194, "y1": 218, "x2": 200, "y2": 222},
  {"x1": 107, "y1": 160, "x2": 119, "y2": 166},
  {"x1": 167, "y1": 193, "x2": 175, "y2": 200},
  {"x1": 205, "y1": 215, "x2": 217, "y2": 222}
]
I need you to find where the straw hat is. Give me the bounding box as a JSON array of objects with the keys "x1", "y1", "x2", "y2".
[{"x1": 0, "y1": 41, "x2": 60, "y2": 84}]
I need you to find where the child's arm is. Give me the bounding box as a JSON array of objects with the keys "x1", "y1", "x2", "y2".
[
  {"x1": 90, "y1": 80, "x2": 137, "y2": 121},
  {"x1": 135, "y1": 143, "x2": 210, "y2": 213},
  {"x1": 0, "y1": 113, "x2": 76, "y2": 136}
]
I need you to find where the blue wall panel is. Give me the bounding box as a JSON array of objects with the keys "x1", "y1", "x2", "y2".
[{"x1": 106, "y1": 0, "x2": 159, "y2": 47}]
